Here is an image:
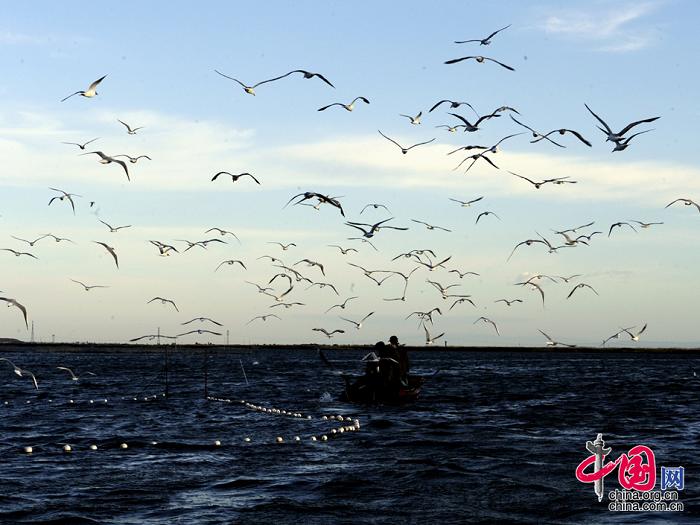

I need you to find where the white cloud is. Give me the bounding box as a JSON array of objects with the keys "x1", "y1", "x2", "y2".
[{"x1": 539, "y1": 1, "x2": 662, "y2": 52}]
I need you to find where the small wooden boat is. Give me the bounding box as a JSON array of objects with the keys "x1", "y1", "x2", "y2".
[{"x1": 340, "y1": 374, "x2": 425, "y2": 404}]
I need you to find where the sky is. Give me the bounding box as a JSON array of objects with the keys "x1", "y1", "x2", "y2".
[{"x1": 1, "y1": 0, "x2": 699, "y2": 346}]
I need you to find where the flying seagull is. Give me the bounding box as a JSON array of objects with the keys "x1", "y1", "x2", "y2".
[
  {"x1": 360, "y1": 203, "x2": 391, "y2": 214},
  {"x1": 48, "y1": 187, "x2": 80, "y2": 214},
  {"x1": 81, "y1": 151, "x2": 130, "y2": 181},
  {"x1": 312, "y1": 327, "x2": 345, "y2": 338},
  {"x1": 215, "y1": 259, "x2": 246, "y2": 271},
  {"x1": 410, "y1": 219, "x2": 451, "y2": 232},
  {"x1": 444, "y1": 55, "x2": 515, "y2": 71},
  {"x1": 318, "y1": 96, "x2": 370, "y2": 112},
  {"x1": 147, "y1": 297, "x2": 179, "y2": 312},
  {"x1": 182, "y1": 317, "x2": 223, "y2": 326},
  {"x1": 509, "y1": 115, "x2": 565, "y2": 147},
  {"x1": 584, "y1": 103, "x2": 660, "y2": 143},
  {"x1": 93, "y1": 241, "x2": 119, "y2": 269},
  {"x1": 474, "y1": 316, "x2": 500, "y2": 335},
  {"x1": 61, "y1": 137, "x2": 99, "y2": 150},
  {"x1": 113, "y1": 154, "x2": 151, "y2": 164},
  {"x1": 475, "y1": 211, "x2": 500, "y2": 225},
  {"x1": 345, "y1": 217, "x2": 408, "y2": 238},
  {"x1": 70, "y1": 279, "x2": 108, "y2": 291},
  {"x1": 246, "y1": 314, "x2": 281, "y2": 325},
  {"x1": 429, "y1": 100, "x2": 478, "y2": 113},
  {"x1": 0, "y1": 297, "x2": 28, "y2": 328},
  {"x1": 325, "y1": 296, "x2": 358, "y2": 313},
  {"x1": 177, "y1": 329, "x2": 222, "y2": 337},
  {"x1": 400, "y1": 111, "x2": 422, "y2": 125},
  {"x1": 424, "y1": 324, "x2": 445, "y2": 345},
  {"x1": 339, "y1": 312, "x2": 375, "y2": 329},
  {"x1": 56, "y1": 366, "x2": 96, "y2": 381},
  {"x1": 531, "y1": 128, "x2": 592, "y2": 147},
  {"x1": 61, "y1": 75, "x2": 107, "y2": 102},
  {"x1": 378, "y1": 130, "x2": 435, "y2": 154},
  {"x1": 99, "y1": 220, "x2": 131, "y2": 232},
  {"x1": 211, "y1": 171, "x2": 260, "y2": 184},
  {"x1": 1, "y1": 248, "x2": 38, "y2": 259},
  {"x1": 449, "y1": 196, "x2": 484, "y2": 207},
  {"x1": 665, "y1": 198, "x2": 700, "y2": 213},
  {"x1": 566, "y1": 283, "x2": 599, "y2": 299},
  {"x1": 214, "y1": 69, "x2": 289, "y2": 95},
  {"x1": 117, "y1": 119, "x2": 143, "y2": 135},
  {"x1": 622, "y1": 323, "x2": 647, "y2": 342},
  {"x1": 447, "y1": 111, "x2": 500, "y2": 132},
  {"x1": 455, "y1": 24, "x2": 511, "y2": 45},
  {"x1": 538, "y1": 329, "x2": 576, "y2": 347}
]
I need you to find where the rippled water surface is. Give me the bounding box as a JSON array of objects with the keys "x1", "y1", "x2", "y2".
[{"x1": 0, "y1": 346, "x2": 698, "y2": 524}]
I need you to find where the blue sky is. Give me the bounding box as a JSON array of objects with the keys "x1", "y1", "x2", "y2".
[{"x1": 1, "y1": 0, "x2": 699, "y2": 346}]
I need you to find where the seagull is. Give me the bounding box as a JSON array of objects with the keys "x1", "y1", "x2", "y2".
[
  {"x1": 0, "y1": 297, "x2": 28, "y2": 328},
  {"x1": 631, "y1": 220, "x2": 663, "y2": 229},
  {"x1": 70, "y1": 279, "x2": 108, "y2": 291},
  {"x1": 411, "y1": 219, "x2": 451, "y2": 232},
  {"x1": 205, "y1": 228, "x2": 240, "y2": 242},
  {"x1": 93, "y1": 241, "x2": 119, "y2": 268},
  {"x1": 377, "y1": 130, "x2": 436, "y2": 154},
  {"x1": 117, "y1": 119, "x2": 143, "y2": 135},
  {"x1": 272, "y1": 69, "x2": 335, "y2": 87},
  {"x1": 622, "y1": 323, "x2": 647, "y2": 342},
  {"x1": 429, "y1": 100, "x2": 478, "y2": 113},
  {"x1": 475, "y1": 211, "x2": 500, "y2": 225},
  {"x1": 601, "y1": 327, "x2": 634, "y2": 346},
  {"x1": 318, "y1": 96, "x2": 370, "y2": 112},
  {"x1": 345, "y1": 217, "x2": 408, "y2": 238},
  {"x1": 455, "y1": 24, "x2": 511, "y2": 45},
  {"x1": 177, "y1": 329, "x2": 222, "y2": 337},
  {"x1": 452, "y1": 151, "x2": 499, "y2": 172},
  {"x1": 99, "y1": 220, "x2": 131, "y2": 232},
  {"x1": 245, "y1": 281, "x2": 274, "y2": 294},
  {"x1": 262, "y1": 286, "x2": 294, "y2": 303},
  {"x1": 610, "y1": 130, "x2": 654, "y2": 152},
  {"x1": 444, "y1": 55, "x2": 515, "y2": 71},
  {"x1": 514, "y1": 280, "x2": 546, "y2": 307},
  {"x1": 307, "y1": 281, "x2": 339, "y2": 295},
  {"x1": 566, "y1": 283, "x2": 599, "y2": 299},
  {"x1": 149, "y1": 240, "x2": 179, "y2": 257},
  {"x1": 211, "y1": 171, "x2": 261, "y2": 184},
  {"x1": 339, "y1": 312, "x2": 374, "y2": 329},
  {"x1": 495, "y1": 299, "x2": 522, "y2": 306},
  {"x1": 270, "y1": 301, "x2": 305, "y2": 309},
  {"x1": 1, "y1": 248, "x2": 38, "y2": 259},
  {"x1": 11, "y1": 235, "x2": 48, "y2": 247},
  {"x1": 427, "y1": 279, "x2": 461, "y2": 299},
  {"x1": 129, "y1": 334, "x2": 177, "y2": 343},
  {"x1": 56, "y1": 366, "x2": 96, "y2": 381},
  {"x1": 507, "y1": 238, "x2": 548, "y2": 261},
  {"x1": 62, "y1": 137, "x2": 99, "y2": 150},
  {"x1": 182, "y1": 317, "x2": 223, "y2": 326},
  {"x1": 509, "y1": 116, "x2": 565, "y2": 147},
  {"x1": 284, "y1": 191, "x2": 345, "y2": 216},
  {"x1": 400, "y1": 111, "x2": 422, "y2": 125},
  {"x1": 360, "y1": 203, "x2": 391, "y2": 214},
  {"x1": 214, "y1": 69, "x2": 289, "y2": 95},
  {"x1": 312, "y1": 328, "x2": 345, "y2": 338},
  {"x1": 436, "y1": 124, "x2": 466, "y2": 133},
  {"x1": 147, "y1": 297, "x2": 179, "y2": 312},
  {"x1": 215, "y1": 259, "x2": 246, "y2": 271},
  {"x1": 81, "y1": 151, "x2": 130, "y2": 181},
  {"x1": 113, "y1": 154, "x2": 151, "y2": 164},
  {"x1": 449, "y1": 269, "x2": 480, "y2": 279},
  {"x1": 584, "y1": 103, "x2": 660, "y2": 143},
  {"x1": 608, "y1": 222, "x2": 637, "y2": 237},
  {"x1": 538, "y1": 329, "x2": 576, "y2": 347},
  {"x1": 665, "y1": 198, "x2": 700, "y2": 213},
  {"x1": 246, "y1": 314, "x2": 281, "y2": 325},
  {"x1": 61, "y1": 75, "x2": 107, "y2": 102},
  {"x1": 448, "y1": 132, "x2": 523, "y2": 155},
  {"x1": 449, "y1": 196, "x2": 484, "y2": 207},
  {"x1": 268, "y1": 242, "x2": 296, "y2": 250},
  {"x1": 0, "y1": 357, "x2": 23, "y2": 376},
  {"x1": 555, "y1": 274, "x2": 582, "y2": 283},
  {"x1": 295, "y1": 258, "x2": 325, "y2": 275},
  {"x1": 407, "y1": 308, "x2": 443, "y2": 325},
  {"x1": 269, "y1": 273, "x2": 294, "y2": 288},
  {"x1": 328, "y1": 245, "x2": 358, "y2": 255},
  {"x1": 509, "y1": 171, "x2": 574, "y2": 189},
  {"x1": 415, "y1": 255, "x2": 452, "y2": 272},
  {"x1": 531, "y1": 128, "x2": 592, "y2": 147},
  {"x1": 474, "y1": 316, "x2": 500, "y2": 335},
  {"x1": 423, "y1": 324, "x2": 445, "y2": 345},
  {"x1": 325, "y1": 297, "x2": 359, "y2": 313},
  {"x1": 48, "y1": 187, "x2": 81, "y2": 214},
  {"x1": 449, "y1": 297, "x2": 476, "y2": 310},
  {"x1": 447, "y1": 111, "x2": 500, "y2": 132}
]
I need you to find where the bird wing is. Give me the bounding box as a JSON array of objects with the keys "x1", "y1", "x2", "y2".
[
  {"x1": 562, "y1": 129, "x2": 592, "y2": 147},
  {"x1": 244, "y1": 173, "x2": 261, "y2": 184},
  {"x1": 117, "y1": 119, "x2": 132, "y2": 132},
  {"x1": 444, "y1": 56, "x2": 475, "y2": 65},
  {"x1": 485, "y1": 57, "x2": 515, "y2": 71},
  {"x1": 584, "y1": 103, "x2": 613, "y2": 134},
  {"x1": 317, "y1": 102, "x2": 342, "y2": 111},
  {"x1": 60, "y1": 91, "x2": 82, "y2": 102},
  {"x1": 112, "y1": 159, "x2": 130, "y2": 181},
  {"x1": 407, "y1": 137, "x2": 436, "y2": 149},
  {"x1": 617, "y1": 116, "x2": 660, "y2": 137},
  {"x1": 214, "y1": 69, "x2": 247, "y2": 88},
  {"x1": 88, "y1": 75, "x2": 107, "y2": 91},
  {"x1": 377, "y1": 130, "x2": 403, "y2": 149}
]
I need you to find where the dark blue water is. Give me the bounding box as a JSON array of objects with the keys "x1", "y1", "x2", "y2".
[{"x1": 0, "y1": 346, "x2": 698, "y2": 524}]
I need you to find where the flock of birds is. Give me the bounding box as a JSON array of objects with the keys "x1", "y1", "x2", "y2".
[{"x1": 1, "y1": 23, "x2": 698, "y2": 391}]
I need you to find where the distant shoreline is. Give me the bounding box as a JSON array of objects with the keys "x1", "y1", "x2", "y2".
[{"x1": 1, "y1": 341, "x2": 699, "y2": 354}]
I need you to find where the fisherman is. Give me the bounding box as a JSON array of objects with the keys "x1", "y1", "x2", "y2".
[
  {"x1": 389, "y1": 335, "x2": 410, "y2": 386},
  {"x1": 376, "y1": 338, "x2": 400, "y2": 390}
]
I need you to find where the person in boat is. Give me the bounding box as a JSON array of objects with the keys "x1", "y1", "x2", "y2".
[
  {"x1": 389, "y1": 335, "x2": 410, "y2": 386},
  {"x1": 376, "y1": 339, "x2": 400, "y2": 389}
]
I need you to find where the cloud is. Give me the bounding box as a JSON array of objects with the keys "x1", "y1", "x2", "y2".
[{"x1": 539, "y1": 1, "x2": 662, "y2": 52}]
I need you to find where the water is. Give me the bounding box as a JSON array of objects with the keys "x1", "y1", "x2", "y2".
[{"x1": 0, "y1": 346, "x2": 698, "y2": 524}]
